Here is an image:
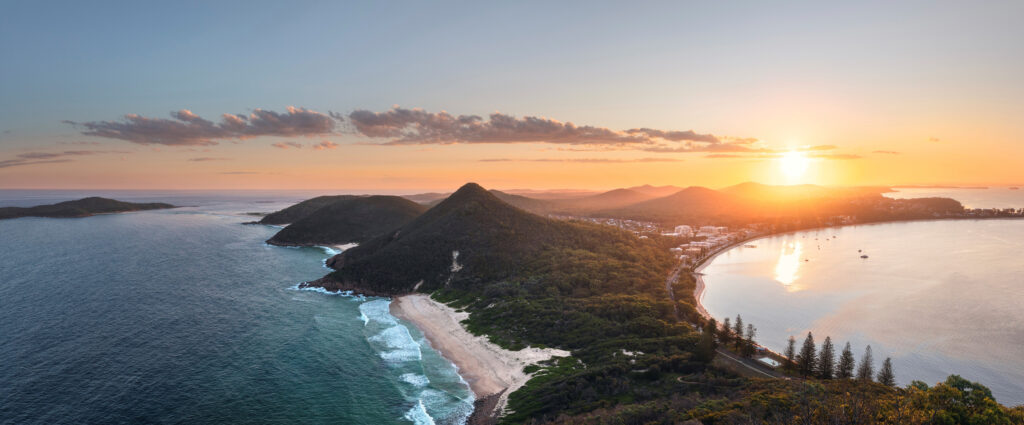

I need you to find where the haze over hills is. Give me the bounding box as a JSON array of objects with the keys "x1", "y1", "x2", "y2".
[
  {"x1": 0, "y1": 197, "x2": 175, "y2": 220},
  {"x1": 266, "y1": 196, "x2": 427, "y2": 247}
]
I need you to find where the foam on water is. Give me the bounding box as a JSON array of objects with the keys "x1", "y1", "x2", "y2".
[
  {"x1": 400, "y1": 373, "x2": 431, "y2": 387},
  {"x1": 403, "y1": 400, "x2": 437, "y2": 425}
]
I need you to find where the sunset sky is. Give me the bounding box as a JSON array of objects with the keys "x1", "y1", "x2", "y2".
[{"x1": 2, "y1": 1, "x2": 1022, "y2": 192}]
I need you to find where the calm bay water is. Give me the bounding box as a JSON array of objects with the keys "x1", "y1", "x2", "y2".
[
  {"x1": 701, "y1": 218, "x2": 1024, "y2": 406},
  {"x1": 0, "y1": 193, "x2": 472, "y2": 424}
]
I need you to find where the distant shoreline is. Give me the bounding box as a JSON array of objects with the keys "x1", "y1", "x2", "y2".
[{"x1": 691, "y1": 216, "x2": 1024, "y2": 322}]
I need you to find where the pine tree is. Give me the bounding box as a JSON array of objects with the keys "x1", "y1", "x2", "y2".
[
  {"x1": 877, "y1": 357, "x2": 895, "y2": 386},
  {"x1": 817, "y1": 336, "x2": 835, "y2": 379},
  {"x1": 856, "y1": 345, "x2": 874, "y2": 381},
  {"x1": 795, "y1": 332, "x2": 816, "y2": 377},
  {"x1": 732, "y1": 315, "x2": 744, "y2": 351},
  {"x1": 720, "y1": 317, "x2": 733, "y2": 347},
  {"x1": 784, "y1": 336, "x2": 797, "y2": 372},
  {"x1": 743, "y1": 323, "x2": 757, "y2": 357},
  {"x1": 837, "y1": 342, "x2": 855, "y2": 379},
  {"x1": 696, "y1": 318, "x2": 718, "y2": 362}
]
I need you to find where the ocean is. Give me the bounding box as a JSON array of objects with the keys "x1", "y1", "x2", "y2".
[
  {"x1": 0, "y1": 191, "x2": 473, "y2": 424},
  {"x1": 702, "y1": 187, "x2": 1024, "y2": 406}
]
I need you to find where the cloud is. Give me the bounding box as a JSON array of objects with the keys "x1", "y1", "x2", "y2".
[
  {"x1": 705, "y1": 154, "x2": 745, "y2": 158},
  {"x1": 219, "y1": 171, "x2": 260, "y2": 174},
  {"x1": 0, "y1": 149, "x2": 128, "y2": 169},
  {"x1": 67, "y1": 106, "x2": 336, "y2": 146},
  {"x1": 873, "y1": 150, "x2": 901, "y2": 155},
  {"x1": 271, "y1": 141, "x2": 304, "y2": 149},
  {"x1": 187, "y1": 157, "x2": 231, "y2": 162},
  {"x1": 313, "y1": 140, "x2": 339, "y2": 150},
  {"x1": 809, "y1": 153, "x2": 862, "y2": 160},
  {"x1": 479, "y1": 157, "x2": 684, "y2": 163},
  {"x1": 344, "y1": 107, "x2": 757, "y2": 153},
  {"x1": 928, "y1": 137, "x2": 940, "y2": 142}
]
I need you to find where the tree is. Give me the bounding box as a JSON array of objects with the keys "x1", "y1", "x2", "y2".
[
  {"x1": 817, "y1": 336, "x2": 835, "y2": 379},
  {"x1": 856, "y1": 345, "x2": 874, "y2": 381},
  {"x1": 732, "y1": 315, "x2": 744, "y2": 350},
  {"x1": 696, "y1": 318, "x2": 718, "y2": 362},
  {"x1": 795, "y1": 332, "x2": 816, "y2": 377},
  {"x1": 877, "y1": 357, "x2": 895, "y2": 386},
  {"x1": 743, "y1": 323, "x2": 757, "y2": 357},
  {"x1": 720, "y1": 317, "x2": 733, "y2": 347},
  {"x1": 837, "y1": 342, "x2": 855, "y2": 379},
  {"x1": 783, "y1": 336, "x2": 797, "y2": 372}
]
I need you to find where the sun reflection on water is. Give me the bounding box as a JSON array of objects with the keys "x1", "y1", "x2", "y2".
[{"x1": 774, "y1": 240, "x2": 803, "y2": 290}]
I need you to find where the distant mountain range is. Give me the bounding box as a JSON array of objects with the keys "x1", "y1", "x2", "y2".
[{"x1": 0, "y1": 197, "x2": 175, "y2": 220}]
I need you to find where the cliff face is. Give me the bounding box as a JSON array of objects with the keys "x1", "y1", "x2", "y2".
[
  {"x1": 0, "y1": 197, "x2": 175, "y2": 220},
  {"x1": 266, "y1": 196, "x2": 426, "y2": 246}
]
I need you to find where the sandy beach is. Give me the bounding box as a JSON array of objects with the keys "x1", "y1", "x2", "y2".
[
  {"x1": 390, "y1": 294, "x2": 570, "y2": 419},
  {"x1": 691, "y1": 238, "x2": 758, "y2": 321}
]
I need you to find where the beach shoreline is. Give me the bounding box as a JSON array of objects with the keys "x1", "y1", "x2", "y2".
[{"x1": 389, "y1": 294, "x2": 569, "y2": 422}]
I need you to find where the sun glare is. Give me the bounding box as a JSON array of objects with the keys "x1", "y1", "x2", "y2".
[{"x1": 779, "y1": 151, "x2": 810, "y2": 181}]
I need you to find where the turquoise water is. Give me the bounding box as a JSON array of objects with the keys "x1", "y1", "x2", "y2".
[
  {"x1": 0, "y1": 194, "x2": 472, "y2": 424},
  {"x1": 701, "y1": 219, "x2": 1024, "y2": 406}
]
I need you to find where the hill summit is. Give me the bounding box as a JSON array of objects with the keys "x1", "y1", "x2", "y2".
[
  {"x1": 309, "y1": 182, "x2": 671, "y2": 296},
  {"x1": 266, "y1": 195, "x2": 426, "y2": 246}
]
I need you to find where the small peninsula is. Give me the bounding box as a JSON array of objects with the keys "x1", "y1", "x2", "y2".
[
  {"x1": 0, "y1": 197, "x2": 175, "y2": 220},
  {"x1": 265, "y1": 195, "x2": 426, "y2": 247}
]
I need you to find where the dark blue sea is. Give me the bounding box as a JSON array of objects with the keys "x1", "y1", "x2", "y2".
[{"x1": 0, "y1": 191, "x2": 473, "y2": 424}]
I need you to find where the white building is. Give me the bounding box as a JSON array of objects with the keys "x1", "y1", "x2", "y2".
[{"x1": 674, "y1": 225, "x2": 693, "y2": 236}]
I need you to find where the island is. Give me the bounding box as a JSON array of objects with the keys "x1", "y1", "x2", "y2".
[{"x1": 0, "y1": 197, "x2": 175, "y2": 220}]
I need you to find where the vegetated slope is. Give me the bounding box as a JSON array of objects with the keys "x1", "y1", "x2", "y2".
[
  {"x1": 549, "y1": 188, "x2": 659, "y2": 213},
  {"x1": 598, "y1": 186, "x2": 744, "y2": 224},
  {"x1": 625, "y1": 184, "x2": 684, "y2": 198},
  {"x1": 310, "y1": 183, "x2": 1020, "y2": 424},
  {"x1": 0, "y1": 197, "x2": 174, "y2": 220},
  {"x1": 266, "y1": 196, "x2": 427, "y2": 246},
  {"x1": 258, "y1": 195, "x2": 360, "y2": 225},
  {"x1": 323, "y1": 183, "x2": 672, "y2": 296},
  {"x1": 488, "y1": 189, "x2": 555, "y2": 215}
]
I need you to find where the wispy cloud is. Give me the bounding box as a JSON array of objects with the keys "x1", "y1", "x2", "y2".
[
  {"x1": 810, "y1": 153, "x2": 862, "y2": 160},
  {"x1": 219, "y1": 171, "x2": 260, "y2": 174},
  {"x1": 342, "y1": 107, "x2": 753, "y2": 153},
  {"x1": 271, "y1": 141, "x2": 305, "y2": 149},
  {"x1": 479, "y1": 157, "x2": 684, "y2": 163},
  {"x1": 313, "y1": 140, "x2": 339, "y2": 150},
  {"x1": 873, "y1": 150, "x2": 901, "y2": 155},
  {"x1": 0, "y1": 149, "x2": 129, "y2": 168},
  {"x1": 928, "y1": 137, "x2": 941, "y2": 142},
  {"x1": 67, "y1": 106, "x2": 336, "y2": 146},
  {"x1": 187, "y1": 157, "x2": 231, "y2": 162}
]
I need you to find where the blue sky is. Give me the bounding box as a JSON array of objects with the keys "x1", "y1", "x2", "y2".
[{"x1": 1, "y1": 1, "x2": 1022, "y2": 189}]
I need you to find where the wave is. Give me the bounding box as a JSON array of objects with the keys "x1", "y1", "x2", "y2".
[
  {"x1": 287, "y1": 284, "x2": 367, "y2": 301},
  {"x1": 400, "y1": 373, "x2": 431, "y2": 388},
  {"x1": 403, "y1": 400, "x2": 437, "y2": 425},
  {"x1": 361, "y1": 300, "x2": 423, "y2": 362}
]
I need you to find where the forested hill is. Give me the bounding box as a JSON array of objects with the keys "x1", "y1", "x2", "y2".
[
  {"x1": 306, "y1": 183, "x2": 1023, "y2": 423},
  {"x1": 319, "y1": 182, "x2": 674, "y2": 296},
  {"x1": 266, "y1": 196, "x2": 426, "y2": 246},
  {"x1": 0, "y1": 197, "x2": 174, "y2": 220},
  {"x1": 258, "y1": 195, "x2": 360, "y2": 225}
]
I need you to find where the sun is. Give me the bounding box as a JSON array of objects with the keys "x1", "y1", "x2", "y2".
[{"x1": 779, "y1": 151, "x2": 810, "y2": 181}]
